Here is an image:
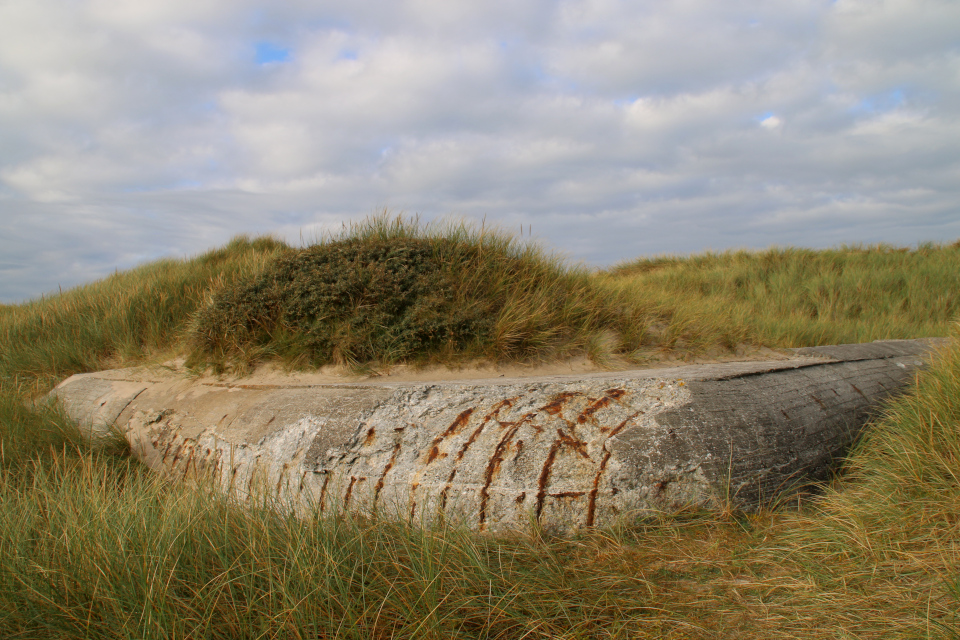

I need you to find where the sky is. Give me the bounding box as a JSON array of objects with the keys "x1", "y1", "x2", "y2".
[{"x1": 1, "y1": 0, "x2": 959, "y2": 303}]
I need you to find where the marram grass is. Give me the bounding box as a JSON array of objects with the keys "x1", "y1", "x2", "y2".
[
  {"x1": 0, "y1": 235, "x2": 288, "y2": 396},
  {"x1": 605, "y1": 241, "x2": 960, "y2": 353},
  {"x1": 0, "y1": 217, "x2": 958, "y2": 637},
  {"x1": 0, "y1": 450, "x2": 670, "y2": 639}
]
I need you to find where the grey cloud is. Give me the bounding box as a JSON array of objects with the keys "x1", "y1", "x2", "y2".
[{"x1": 545, "y1": 0, "x2": 825, "y2": 97}]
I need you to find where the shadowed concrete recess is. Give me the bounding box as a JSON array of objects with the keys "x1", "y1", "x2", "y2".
[{"x1": 52, "y1": 338, "x2": 948, "y2": 532}]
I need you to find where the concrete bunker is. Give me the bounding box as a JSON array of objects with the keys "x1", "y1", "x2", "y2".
[{"x1": 52, "y1": 338, "x2": 947, "y2": 533}]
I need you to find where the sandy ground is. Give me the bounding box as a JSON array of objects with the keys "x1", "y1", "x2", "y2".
[{"x1": 111, "y1": 344, "x2": 800, "y2": 387}]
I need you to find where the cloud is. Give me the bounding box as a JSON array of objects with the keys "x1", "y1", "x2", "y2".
[
  {"x1": 759, "y1": 114, "x2": 783, "y2": 129},
  {"x1": 0, "y1": 0, "x2": 958, "y2": 302}
]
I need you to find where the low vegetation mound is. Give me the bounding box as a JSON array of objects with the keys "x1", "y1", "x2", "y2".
[{"x1": 188, "y1": 216, "x2": 645, "y2": 371}]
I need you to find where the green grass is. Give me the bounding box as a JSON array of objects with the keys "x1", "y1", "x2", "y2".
[
  {"x1": 751, "y1": 334, "x2": 960, "y2": 635},
  {"x1": 606, "y1": 241, "x2": 960, "y2": 354},
  {"x1": 0, "y1": 235, "x2": 287, "y2": 397},
  {"x1": 0, "y1": 216, "x2": 958, "y2": 637},
  {"x1": 0, "y1": 452, "x2": 670, "y2": 638}
]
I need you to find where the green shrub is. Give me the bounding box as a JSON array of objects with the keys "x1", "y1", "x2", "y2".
[{"x1": 189, "y1": 216, "x2": 646, "y2": 370}]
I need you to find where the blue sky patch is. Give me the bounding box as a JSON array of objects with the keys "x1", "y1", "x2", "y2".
[
  {"x1": 851, "y1": 89, "x2": 905, "y2": 114},
  {"x1": 255, "y1": 42, "x2": 291, "y2": 65}
]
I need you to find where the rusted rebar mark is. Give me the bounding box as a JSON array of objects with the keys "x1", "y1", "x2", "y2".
[
  {"x1": 585, "y1": 411, "x2": 639, "y2": 526},
  {"x1": 374, "y1": 441, "x2": 403, "y2": 507},
  {"x1": 535, "y1": 437, "x2": 563, "y2": 520},
  {"x1": 478, "y1": 413, "x2": 535, "y2": 529}
]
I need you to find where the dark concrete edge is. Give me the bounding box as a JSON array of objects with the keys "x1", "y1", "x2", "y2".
[{"x1": 789, "y1": 337, "x2": 951, "y2": 362}]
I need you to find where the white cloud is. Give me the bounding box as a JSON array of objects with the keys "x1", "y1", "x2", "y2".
[{"x1": 760, "y1": 114, "x2": 782, "y2": 129}]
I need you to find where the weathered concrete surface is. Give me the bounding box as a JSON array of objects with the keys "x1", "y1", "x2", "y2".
[{"x1": 51, "y1": 338, "x2": 948, "y2": 532}]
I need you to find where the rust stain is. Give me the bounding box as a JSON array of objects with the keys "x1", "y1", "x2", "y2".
[
  {"x1": 515, "y1": 492, "x2": 526, "y2": 505},
  {"x1": 184, "y1": 447, "x2": 196, "y2": 478},
  {"x1": 409, "y1": 481, "x2": 420, "y2": 520},
  {"x1": 781, "y1": 409, "x2": 790, "y2": 419},
  {"x1": 539, "y1": 402, "x2": 632, "y2": 522},
  {"x1": 540, "y1": 391, "x2": 581, "y2": 416},
  {"x1": 586, "y1": 451, "x2": 613, "y2": 527},
  {"x1": 439, "y1": 399, "x2": 518, "y2": 509},
  {"x1": 586, "y1": 411, "x2": 640, "y2": 527},
  {"x1": 608, "y1": 412, "x2": 639, "y2": 439},
  {"x1": 549, "y1": 491, "x2": 585, "y2": 499},
  {"x1": 343, "y1": 476, "x2": 357, "y2": 508},
  {"x1": 535, "y1": 439, "x2": 563, "y2": 519},
  {"x1": 445, "y1": 408, "x2": 476, "y2": 438},
  {"x1": 426, "y1": 407, "x2": 476, "y2": 464},
  {"x1": 439, "y1": 471, "x2": 456, "y2": 510},
  {"x1": 363, "y1": 427, "x2": 376, "y2": 446},
  {"x1": 600, "y1": 411, "x2": 643, "y2": 438},
  {"x1": 374, "y1": 442, "x2": 403, "y2": 506},
  {"x1": 850, "y1": 383, "x2": 866, "y2": 398},
  {"x1": 809, "y1": 394, "x2": 826, "y2": 410},
  {"x1": 318, "y1": 475, "x2": 330, "y2": 511},
  {"x1": 453, "y1": 401, "x2": 513, "y2": 468},
  {"x1": 484, "y1": 398, "x2": 516, "y2": 422},
  {"x1": 577, "y1": 396, "x2": 612, "y2": 423},
  {"x1": 495, "y1": 412, "x2": 537, "y2": 433},
  {"x1": 275, "y1": 465, "x2": 287, "y2": 493},
  {"x1": 169, "y1": 442, "x2": 185, "y2": 465},
  {"x1": 654, "y1": 480, "x2": 669, "y2": 498},
  {"x1": 478, "y1": 418, "x2": 528, "y2": 528},
  {"x1": 576, "y1": 389, "x2": 627, "y2": 425},
  {"x1": 556, "y1": 428, "x2": 591, "y2": 460}
]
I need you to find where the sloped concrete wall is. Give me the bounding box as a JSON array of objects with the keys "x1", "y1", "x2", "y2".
[{"x1": 52, "y1": 338, "x2": 947, "y2": 532}]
